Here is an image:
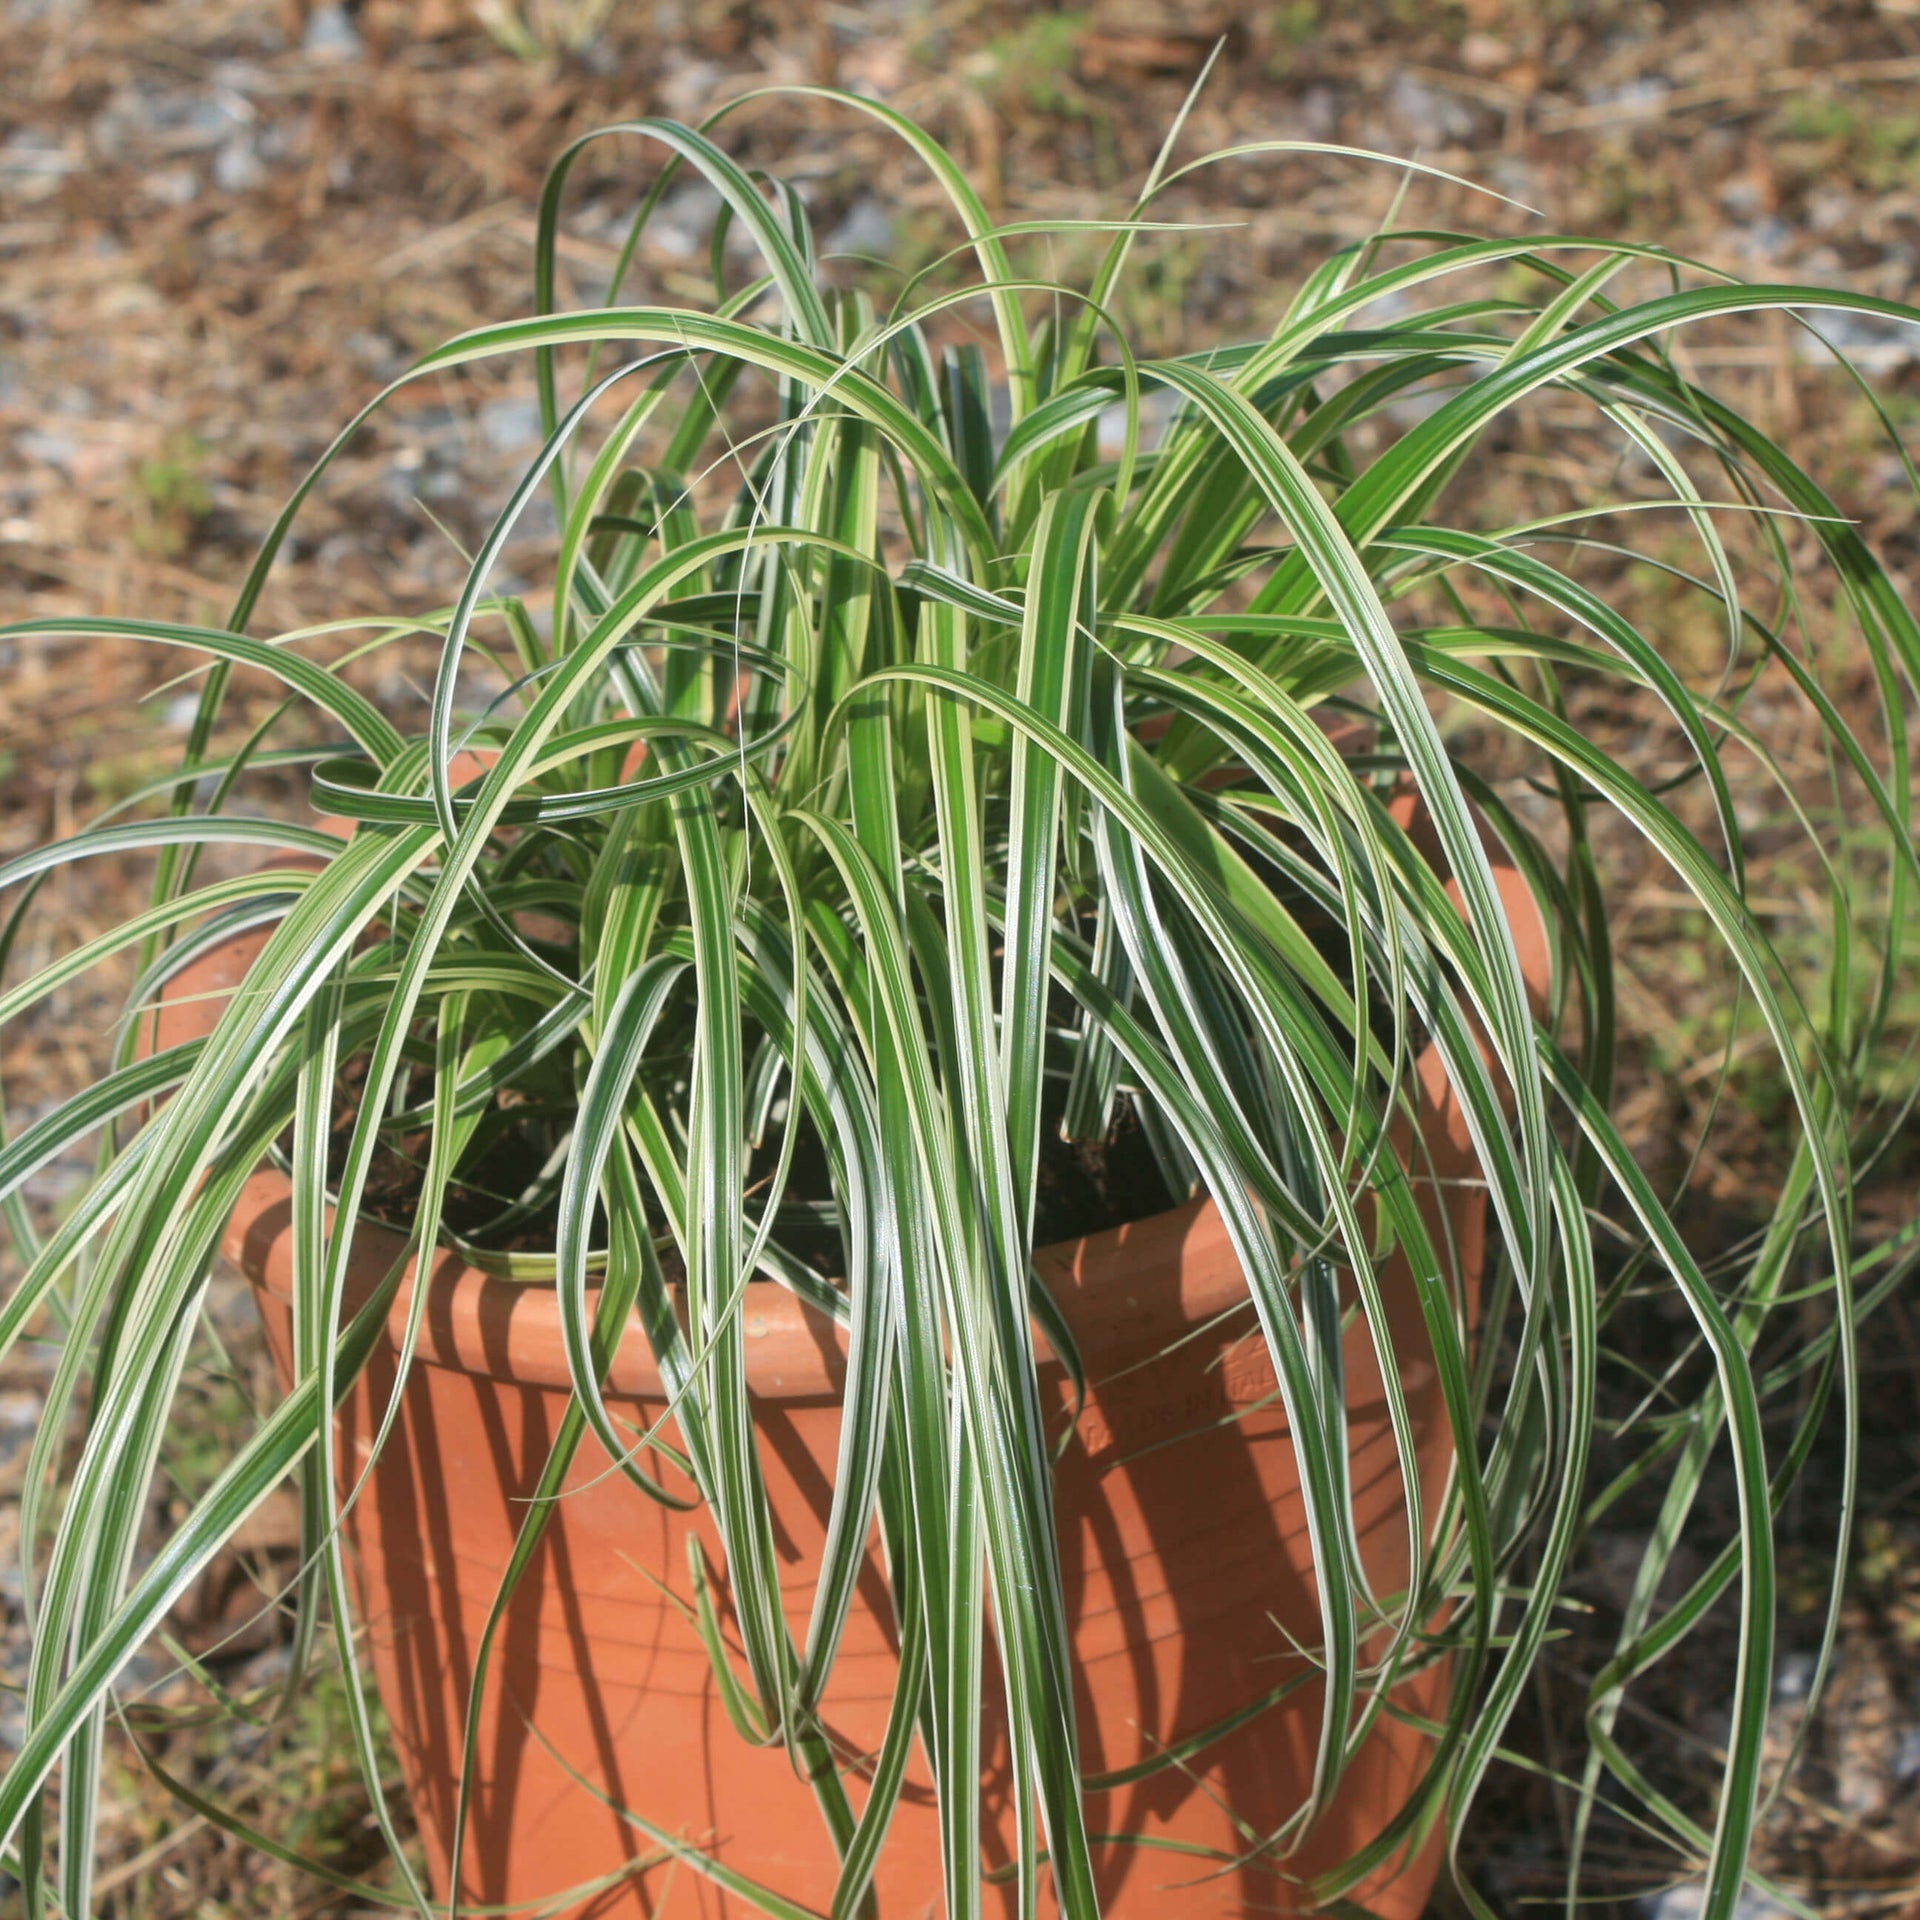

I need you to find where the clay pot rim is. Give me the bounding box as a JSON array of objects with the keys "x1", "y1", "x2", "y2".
[{"x1": 221, "y1": 1165, "x2": 1249, "y2": 1404}]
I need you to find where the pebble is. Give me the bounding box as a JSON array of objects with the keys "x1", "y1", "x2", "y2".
[
  {"x1": 92, "y1": 83, "x2": 246, "y2": 161},
  {"x1": 825, "y1": 197, "x2": 894, "y2": 261},
  {"x1": 204, "y1": 1274, "x2": 264, "y2": 1345},
  {"x1": 1641, "y1": 1883, "x2": 1795, "y2": 1920},
  {"x1": 1583, "y1": 75, "x2": 1671, "y2": 113},
  {"x1": 1804, "y1": 190, "x2": 1854, "y2": 235},
  {"x1": 1771, "y1": 1649, "x2": 1818, "y2": 1703},
  {"x1": 1385, "y1": 74, "x2": 1487, "y2": 149},
  {"x1": 344, "y1": 328, "x2": 404, "y2": 375},
  {"x1": 478, "y1": 395, "x2": 544, "y2": 453},
  {"x1": 1733, "y1": 216, "x2": 1793, "y2": 264},
  {"x1": 302, "y1": 3, "x2": 364, "y2": 60},
  {"x1": 1293, "y1": 85, "x2": 1340, "y2": 142},
  {"x1": 145, "y1": 165, "x2": 201, "y2": 206},
  {"x1": 16, "y1": 428, "x2": 79, "y2": 470},
  {"x1": 648, "y1": 179, "x2": 722, "y2": 259},
  {"x1": 213, "y1": 136, "x2": 265, "y2": 194},
  {"x1": 657, "y1": 54, "x2": 726, "y2": 125},
  {"x1": 1792, "y1": 309, "x2": 1919, "y2": 374},
  {"x1": 1095, "y1": 386, "x2": 1179, "y2": 459},
  {"x1": 0, "y1": 129, "x2": 82, "y2": 205}
]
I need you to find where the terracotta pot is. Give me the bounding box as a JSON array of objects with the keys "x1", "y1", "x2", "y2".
[{"x1": 167, "y1": 802, "x2": 1547, "y2": 1920}]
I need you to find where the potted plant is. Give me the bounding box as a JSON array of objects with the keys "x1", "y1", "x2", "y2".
[{"x1": 2, "y1": 92, "x2": 1914, "y2": 1920}]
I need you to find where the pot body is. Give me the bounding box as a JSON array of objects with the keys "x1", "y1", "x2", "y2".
[{"x1": 225, "y1": 1158, "x2": 1468, "y2": 1920}]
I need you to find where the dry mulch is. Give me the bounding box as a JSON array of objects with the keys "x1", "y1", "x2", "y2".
[{"x1": 3, "y1": 1, "x2": 1920, "y2": 1913}]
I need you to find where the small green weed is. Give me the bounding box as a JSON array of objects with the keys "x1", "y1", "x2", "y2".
[
  {"x1": 133, "y1": 433, "x2": 212, "y2": 560},
  {"x1": 984, "y1": 11, "x2": 1088, "y2": 117}
]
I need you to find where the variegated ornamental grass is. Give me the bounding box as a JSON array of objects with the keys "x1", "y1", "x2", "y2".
[{"x1": 2, "y1": 83, "x2": 1917, "y2": 1920}]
